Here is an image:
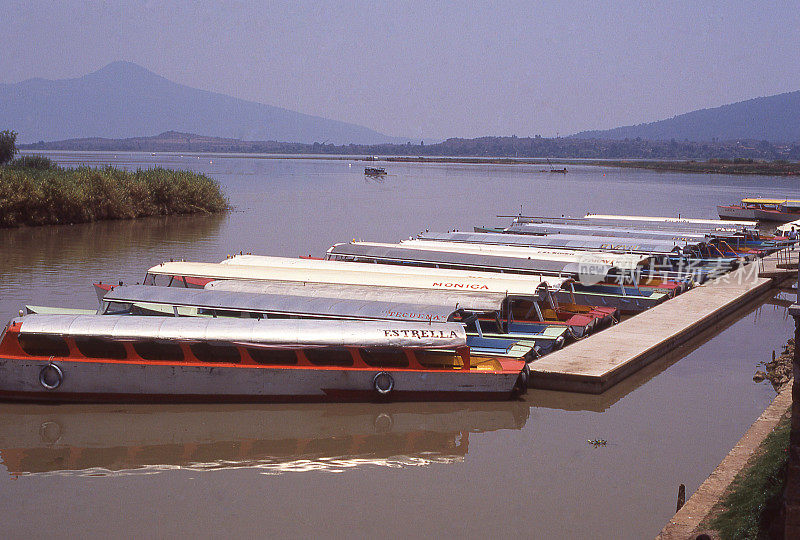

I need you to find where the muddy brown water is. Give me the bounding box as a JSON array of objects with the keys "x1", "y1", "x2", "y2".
[{"x1": 1, "y1": 153, "x2": 798, "y2": 538}]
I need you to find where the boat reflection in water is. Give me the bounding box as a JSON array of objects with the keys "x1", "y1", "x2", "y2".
[{"x1": 0, "y1": 401, "x2": 528, "y2": 477}]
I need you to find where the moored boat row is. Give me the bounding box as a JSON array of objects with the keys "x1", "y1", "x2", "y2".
[{"x1": 2, "y1": 210, "x2": 792, "y2": 404}]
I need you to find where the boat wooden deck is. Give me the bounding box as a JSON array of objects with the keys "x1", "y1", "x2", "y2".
[{"x1": 528, "y1": 261, "x2": 779, "y2": 393}]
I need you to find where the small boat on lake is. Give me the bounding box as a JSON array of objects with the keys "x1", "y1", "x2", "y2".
[
  {"x1": 365, "y1": 167, "x2": 387, "y2": 176},
  {"x1": 0, "y1": 314, "x2": 529, "y2": 403},
  {"x1": 717, "y1": 198, "x2": 800, "y2": 223}
]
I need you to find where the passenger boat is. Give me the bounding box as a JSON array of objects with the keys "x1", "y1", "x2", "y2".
[
  {"x1": 358, "y1": 238, "x2": 688, "y2": 292},
  {"x1": 582, "y1": 213, "x2": 758, "y2": 230},
  {"x1": 717, "y1": 198, "x2": 800, "y2": 223},
  {"x1": 364, "y1": 167, "x2": 387, "y2": 176},
  {"x1": 93, "y1": 284, "x2": 567, "y2": 357},
  {"x1": 319, "y1": 242, "x2": 672, "y2": 313},
  {"x1": 506, "y1": 220, "x2": 710, "y2": 243},
  {"x1": 142, "y1": 260, "x2": 610, "y2": 336},
  {"x1": 506, "y1": 215, "x2": 780, "y2": 255},
  {"x1": 148, "y1": 258, "x2": 568, "y2": 296},
  {"x1": 576, "y1": 214, "x2": 793, "y2": 253},
  {"x1": 472, "y1": 223, "x2": 753, "y2": 264},
  {"x1": 205, "y1": 256, "x2": 620, "y2": 332},
  {"x1": 203, "y1": 279, "x2": 569, "y2": 351},
  {"x1": 0, "y1": 314, "x2": 529, "y2": 403},
  {"x1": 425, "y1": 230, "x2": 741, "y2": 282}
]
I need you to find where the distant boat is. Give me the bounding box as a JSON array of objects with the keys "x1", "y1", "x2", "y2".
[
  {"x1": 365, "y1": 167, "x2": 386, "y2": 176},
  {"x1": 717, "y1": 198, "x2": 800, "y2": 223},
  {"x1": 542, "y1": 159, "x2": 567, "y2": 174}
]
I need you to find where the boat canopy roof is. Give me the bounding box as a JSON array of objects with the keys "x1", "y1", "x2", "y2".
[
  {"x1": 15, "y1": 314, "x2": 467, "y2": 349},
  {"x1": 393, "y1": 239, "x2": 649, "y2": 270},
  {"x1": 506, "y1": 222, "x2": 709, "y2": 243},
  {"x1": 204, "y1": 280, "x2": 511, "y2": 312},
  {"x1": 583, "y1": 213, "x2": 757, "y2": 229},
  {"x1": 327, "y1": 242, "x2": 613, "y2": 277},
  {"x1": 421, "y1": 231, "x2": 685, "y2": 255},
  {"x1": 148, "y1": 260, "x2": 568, "y2": 297},
  {"x1": 575, "y1": 218, "x2": 750, "y2": 239},
  {"x1": 220, "y1": 254, "x2": 559, "y2": 280},
  {"x1": 504, "y1": 215, "x2": 753, "y2": 239},
  {"x1": 742, "y1": 198, "x2": 800, "y2": 205},
  {"x1": 575, "y1": 217, "x2": 752, "y2": 237},
  {"x1": 104, "y1": 284, "x2": 479, "y2": 323}
]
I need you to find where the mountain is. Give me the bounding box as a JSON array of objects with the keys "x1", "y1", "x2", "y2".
[
  {"x1": 0, "y1": 61, "x2": 397, "y2": 144},
  {"x1": 572, "y1": 91, "x2": 800, "y2": 143}
]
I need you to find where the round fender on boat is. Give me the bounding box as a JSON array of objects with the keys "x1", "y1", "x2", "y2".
[
  {"x1": 513, "y1": 364, "x2": 530, "y2": 397},
  {"x1": 373, "y1": 372, "x2": 394, "y2": 395},
  {"x1": 39, "y1": 363, "x2": 63, "y2": 390}
]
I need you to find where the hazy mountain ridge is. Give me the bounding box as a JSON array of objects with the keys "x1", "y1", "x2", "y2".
[
  {"x1": 0, "y1": 61, "x2": 397, "y2": 145},
  {"x1": 572, "y1": 91, "x2": 800, "y2": 143}
]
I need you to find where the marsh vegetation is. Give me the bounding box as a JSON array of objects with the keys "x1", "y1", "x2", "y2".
[{"x1": 0, "y1": 158, "x2": 228, "y2": 228}]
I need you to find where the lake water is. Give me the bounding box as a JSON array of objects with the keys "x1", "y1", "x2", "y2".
[{"x1": 1, "y1": 152, "x2": 797, "y2": 538}]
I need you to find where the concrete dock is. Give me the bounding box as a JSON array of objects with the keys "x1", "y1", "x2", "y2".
[
  {"x1": 758, "y1": 247, "x2": 799, "y2": 278},
  {"x1": 528, "y1": 257, "x2": 791, "y2": 394}
]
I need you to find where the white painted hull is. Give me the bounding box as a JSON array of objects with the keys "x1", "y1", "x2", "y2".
[{"x1": 0, "y1": 357, "x2": 520, "y2": 402}]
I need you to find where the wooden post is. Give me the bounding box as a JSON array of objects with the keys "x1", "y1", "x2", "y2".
[
  {"x1": 457, "y1": 346, "x2": 470, "y2": 371},
  {"x1": 676, "y1": 484, "x2": 685, "y2": 512}
]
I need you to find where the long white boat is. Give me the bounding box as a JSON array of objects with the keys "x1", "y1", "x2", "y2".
[
  {"x1": 583, "y1": 213, "x2": 758, "y2": 230},
  {"x1": 147, "y1": 259, "x2": 569, "y2": 297},
  {"x1": 391, "y1": 239, "x2": 650, "y2": 270},
  {"x1": 0, "y1": 314, "x2": 529, "y2": 403},
  {"x1": 423, "y1": 230, "x2": 688, "y2": 256},
  {"x1": 93, "y1": 284, "x2": 567, "y2": 357},
  {"x1": 316, "y1": 243, "x2": 673, "y2": 312},
  {"x1": 143, "y1": 260, "x2": 618, "y2": 334}
]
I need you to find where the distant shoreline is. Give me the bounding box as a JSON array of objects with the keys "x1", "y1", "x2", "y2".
[
  {"x1": 583, "y1": 159, "x2": 800, "y2": 176},
  {"x1": 19, "y1": 130, "x2": 800, "y2": 163},
  {"x1": 23, "y1": 148, "x2": 800, "y2": 176}
]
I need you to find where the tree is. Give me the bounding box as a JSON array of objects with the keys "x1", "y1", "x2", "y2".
[{"x1": 0, "y1": 130, "x2": 18, "y2": 164}]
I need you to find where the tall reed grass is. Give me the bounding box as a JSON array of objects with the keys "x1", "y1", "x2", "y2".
[{"x1": 0, "y1": 163, "x2": 229, "y2": 227}]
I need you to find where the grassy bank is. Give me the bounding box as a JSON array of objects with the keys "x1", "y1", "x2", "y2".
[
  {"x1": 588, "y1": 158, "x2": 800, "y2": 176},
  {"x1": 704, "y1": 416, "x2": 790, "y2": 538},
  {"x1": 0, "y1": 158, "x2": 228, "y2": 227}
]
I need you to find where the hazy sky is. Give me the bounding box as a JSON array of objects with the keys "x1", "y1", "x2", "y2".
[{"x1": 2, "y1": 0, "x2": 799, "y2": 140}]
